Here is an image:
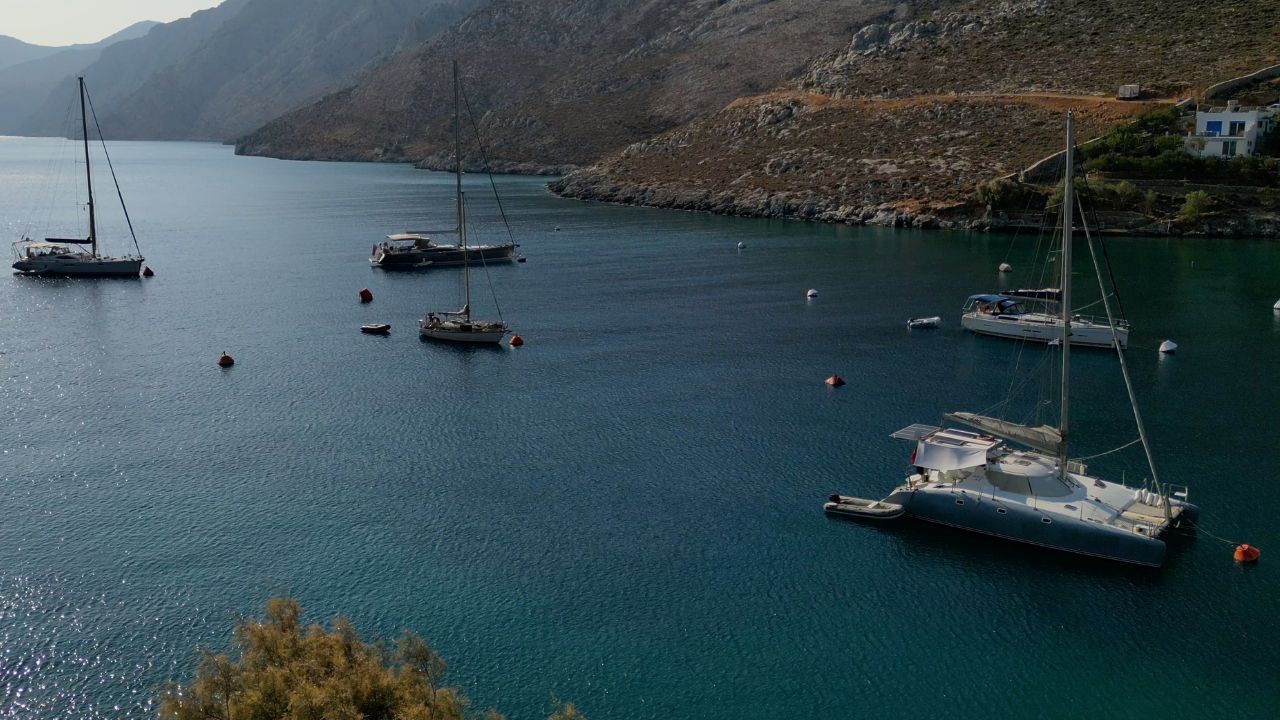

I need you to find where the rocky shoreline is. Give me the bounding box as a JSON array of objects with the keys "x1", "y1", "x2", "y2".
[{"x1": 548, "y1": 174, "x2": 1280, "y2": 239}]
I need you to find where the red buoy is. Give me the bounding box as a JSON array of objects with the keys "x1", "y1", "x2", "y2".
[
  {"x1": 217, "y1": 352, "x2": 235, "y2": 368},
  {"x1": 359, "y1": 288, "x2": 374, "y2": 303},
  {"x1": 1234, "y1": 544, "x2": 1261, "y2": 563},
  {"x1": 142, "y1": 266, "x2": 154, "y2": 277},
  {"x1": 825, "y1": 375, "x2": 846, "y2": 387},
  {"x1": 509, "y1": 335, "x2": 524, "y2": 347}
]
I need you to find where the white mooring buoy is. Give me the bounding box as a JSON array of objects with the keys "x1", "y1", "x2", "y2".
[
  {"x1": 1274, "y1": 298, "x2": 1280, "y2": 310},
  {"x1": 998, "y1": 262, "x2": 1013, "y2": 273},
  {"x1": 737, "y1": 241, "x2": 746, "y2": 249},
  {"x1": 1159, "y1": 340, "x2": 1178, "y2": 354},
  {"x1": 806, "y1": 288, "x2": 819, "y2": 299}
]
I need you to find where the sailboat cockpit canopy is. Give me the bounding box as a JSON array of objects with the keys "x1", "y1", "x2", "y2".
[
  {"x1": 385, "y1": 233, "x2": 437, "y2": 249},
  {"x1": 963, "y1": 294, "x2": 1026, "y2": 316},
  {"x1": 16, "y1": 241, "x2": 83, "y2": 258}
]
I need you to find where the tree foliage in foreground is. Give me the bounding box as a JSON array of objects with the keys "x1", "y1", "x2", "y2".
[{"x1": 159, "y1": 597, "x2": 584, "y2": 720}]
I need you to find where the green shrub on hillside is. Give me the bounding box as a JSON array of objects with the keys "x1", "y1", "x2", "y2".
[
  {"x1": 975, "y1": 177, "x2": 1040, "y2": 210},
  {"x1": 1178, "y1": 191, "x2": 1214, "y2": 222},
  {"x1": 1080, "y1": 106, "x2": 1280, "y2": 185},
  {"x1": 1143, "y1": 189, "x2": 1161, "y2": 215},
  {"x1": 1048, "y1": 177, "x2": 1148, "y2": 212},
  {"x1": 158, "y1": 597, "x2": 584, "y2": 720}
]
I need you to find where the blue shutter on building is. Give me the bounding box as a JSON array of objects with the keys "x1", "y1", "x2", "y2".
[{"x1": 1206, "y1": 120, "x2": 1222, "y2": 136}]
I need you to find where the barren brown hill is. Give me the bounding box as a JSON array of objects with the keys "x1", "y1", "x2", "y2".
[
  {"x1": 551, "y1": 93, "x2": 1156, "y2": 224},
  {"x1": 554, "y1": 0, "x2": 1280, "y2": 223},
  {"x1": 235, "y1": 0, "x2": 915, "y2": 168}
]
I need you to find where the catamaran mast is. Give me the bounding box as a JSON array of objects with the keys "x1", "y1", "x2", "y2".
[
  {"x1": 453, "y1": 60, "x2": 470, "y2": 321},
  {"x1": 1058, "y1": 111, "x2": 1074, "y2": 475},
  {"x1": 1076, "y1": 198, "x2": 1172, "y2": 519},
  {"x1": 79, "y1": 76, "x2": 97, "y2": 257}
]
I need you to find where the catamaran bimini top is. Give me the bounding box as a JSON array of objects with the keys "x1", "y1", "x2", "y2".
[{"x1": 902, "y1": 427, "x2": 1002, "y2": 471}]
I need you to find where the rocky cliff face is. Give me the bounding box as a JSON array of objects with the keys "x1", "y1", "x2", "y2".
[{"x1": 235, "y1": 0, "x2": 900, "y2": 168}]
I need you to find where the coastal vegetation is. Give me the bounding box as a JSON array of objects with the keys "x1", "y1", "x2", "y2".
[
  {"x1": 158, "y1": 598, "x2": 583, "y2": 720},
  {"x1": 1081, "y1": 107, "x2": 1280, "y2": 186}
]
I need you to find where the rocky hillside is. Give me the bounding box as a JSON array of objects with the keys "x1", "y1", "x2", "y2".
[
  {"x1": 550, "y1": 93, "x2": 1152, "y2": 226},
  {"x1": 552, "y1": 0, "x2": 1280, "y2": 224},
  {"x1": 235, "y1": 0, "x2": 904, "y2": 169},
  {"x1": 10, "y1": 0, "x2": 481, "y2": 141}
]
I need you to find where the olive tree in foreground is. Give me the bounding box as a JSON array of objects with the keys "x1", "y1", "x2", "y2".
[{"x1": 159, "y1": 597, "x2": 584, "y2": 720}]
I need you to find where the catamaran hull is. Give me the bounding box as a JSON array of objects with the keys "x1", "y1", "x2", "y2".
[
  {"x1": 13, "y1": 257, "x2": 143, "y2": 277},
  {"x1": 961, "y1": 312, "x2": 1129, "y2": 349},
  {"x1": 898, "y1": 488, "x2": 1170, "y2": 566},
  {"x1": 372, "y1": 244, "x2": 515, "y2": 269}
]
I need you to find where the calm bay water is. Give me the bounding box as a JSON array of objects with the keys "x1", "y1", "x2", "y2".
[{"x1": 0, "y1": 137, "x2": 1277, "y2": 719}]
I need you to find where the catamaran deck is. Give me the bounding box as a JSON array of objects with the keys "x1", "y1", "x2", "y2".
[{"x1": 905, "y1": 449, "x2": 1188, "y2": 537}]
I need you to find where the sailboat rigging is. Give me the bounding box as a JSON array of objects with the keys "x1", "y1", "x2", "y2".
[
  {"x1": 419, "y1": 61, "x2": 511, "y2": 345},
  {"x1": 826, "y1": 112, "x2": 1196, "y2": 567},
  {"x1": 12, "y1": 77, "x2": 145, "y2": 278}
]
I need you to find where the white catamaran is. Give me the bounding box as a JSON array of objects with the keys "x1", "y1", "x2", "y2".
[
  {"x1": 828, "y1": 112, "x2": 1196, "y2": 567},
  {"x1": 12, "y1": 77, "x2": 145, "y2": 278},
  {"x1": 419, "y1": 62, "x2": 511, "y2": 345}
]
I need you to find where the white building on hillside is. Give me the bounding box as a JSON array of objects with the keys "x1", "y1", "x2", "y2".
[{"x1": 1185, "y1": 101, "x2": 1278, "y2": 158}]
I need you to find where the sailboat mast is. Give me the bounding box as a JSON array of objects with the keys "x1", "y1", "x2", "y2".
[
  {"x1": 454, "y1": 60, "x2": 470, "y2": 321},
  {"x1": 1059, "y1": 111, "x2": 1074, "y2": 473},
  {"x1": 79, "y1": 76, "x2": 97, "y2": 257}
]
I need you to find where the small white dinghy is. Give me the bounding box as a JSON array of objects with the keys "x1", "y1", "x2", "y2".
[
  {"x1": 824, "y1": 494, "x2": 905, "y2": 520},
  {"x1": 907, "y1": 316, "x2": 941, "y2": 329},
  {"x1": 361, "y1": 323, "x2": 391, "y2": 335}
]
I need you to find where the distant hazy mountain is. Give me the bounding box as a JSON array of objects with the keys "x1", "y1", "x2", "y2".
[
  {"x1": 0, "y1": 22, "x2": 158, "y2": 72},
  {"x1": 16, "y1": 1, "x2": 253, "y2": 137},
  {"x1": 0, "y1": 36, "x2": 62, "y2": 73},
  {"x1": 7, "y1": 0, "x2": 483, "y2": 141},
  {"x1": 0, "y1": 22, "x2": 160, "y2": 133}
]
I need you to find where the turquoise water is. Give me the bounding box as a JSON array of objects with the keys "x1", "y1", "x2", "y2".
[{"x1": 1, "y1": 137, "x2": 1277, "y2": 719}]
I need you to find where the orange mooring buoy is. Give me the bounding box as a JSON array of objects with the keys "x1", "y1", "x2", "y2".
[
  {"x1": 1234, "y1": 544, "x2": 1261, "y2": 563},
  {"x1": 359, "y1": 288, "x2": 374, "y2": 303},
  {"x1": 218, "y1": 352, "x2": 235, "y2": 368},
  {"x1": 825, "y1": 375, "x2": 846, "y2": 387},
  {"x1": 142, "y1": 266, "x2": 154, "y2": 277},
  {"x1": 509, "y1": 335, "x2": 524, "y2": 347}
]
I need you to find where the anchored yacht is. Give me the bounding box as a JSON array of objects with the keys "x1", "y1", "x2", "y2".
[
  {"x1": 418, "y1": 61, "x2": 511, "y2": 345},
  {"x1": 961, "y1": 292, "x2": 1130, "y2": 349},
  {"x1": 829, "y1": 112, "x2": 1195, "y2": 567},
  {"x1": 370, "y1": 232, "x2": 514, "y2": 269},
  {"x1": 12, "y1": 77, "x2": 144, "y2": 278}
]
